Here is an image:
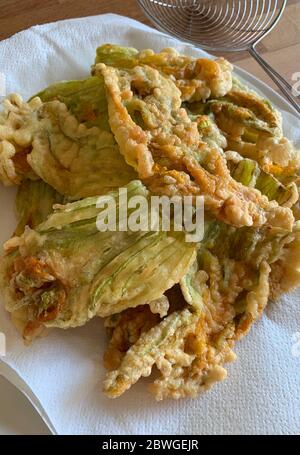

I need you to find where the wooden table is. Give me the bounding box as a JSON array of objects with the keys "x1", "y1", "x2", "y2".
[{"x1": 0, "y1": 0, "x2": 299, "y2": 93}]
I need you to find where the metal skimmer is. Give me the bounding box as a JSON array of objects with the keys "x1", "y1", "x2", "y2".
[{"x1": 138, "y1": 0, "x2": 300, "y2": 114}]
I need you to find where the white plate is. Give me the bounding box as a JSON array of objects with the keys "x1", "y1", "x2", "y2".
[{"x1": 0, "y1": 376, "x2": 50, "y2": 435}]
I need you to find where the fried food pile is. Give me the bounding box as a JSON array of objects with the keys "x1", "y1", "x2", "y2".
[{"x1": 1, "y1": 44, "x2": 300, "y2": 400}]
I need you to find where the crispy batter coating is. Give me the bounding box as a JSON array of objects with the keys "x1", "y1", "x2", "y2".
[
  {"x1": 97, "y1": 63, "x2": 294, "y2": 230},
  {"x1": 203, "y1": 89, "x2": 300, "y2": 173},
  {"x1": 0, "y1": 181, "x2": 197, "y2": 337},
  {"x1": 210, "y1": 90, "x2": 282, "y2": 134},
  {"x1": 0, "y1": 93, "x2": 137, "y2": 197},
  {"x1": 103, "y1": 255, "x2": 272, "y2": 400},
  {"x1": 103, "y1": 202, "x2": 300, "y2": 400},
  {"x1": 135, "y1": 48, "x2": 233, "y2": 102},
  {"x1": 0, "y1": 94, "x2": 41, "y2": 184},
  {"x1": 95, "y1": 45, "x2": 233, "y2": 102},
  {"x1": 104, "y1": 305, "x2": 161, "y2": 371},
  {"x1": 104, "y1": 308, "x2": 198, "y2": 398},
  {"x1": 1, "y1": 44, "x2": 300, "y2": 402},
  {"x1": 269, "y1": 229, "x2": 300, "y2": 299}
]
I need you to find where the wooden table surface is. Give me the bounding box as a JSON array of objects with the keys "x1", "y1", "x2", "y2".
[{"x1": 0, "y1": 0, "x2": 299, "y2": 93}]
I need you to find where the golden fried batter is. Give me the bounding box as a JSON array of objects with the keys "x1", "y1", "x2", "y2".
[
  {"x1": 134, "y1": 48, "x2": 233, "y2": 102},
  {"x1": 103, "y1": 255, "x2": 271, "y2": 400},
  {"x1": 104, "y1": 306, "x2": 161, "y2": 371},
  {"x1": 1, "y1": 44, "x2": 300, "y2": 402},
  {"x1": 96, "y1": 63, "x2": 294, "y2": 229},
  {"x1": 0, "y1": 94, "x2": 41, "y2": 185},
  {"x1": 95, "y1": 45, "x2": 233, "y2": 102}
]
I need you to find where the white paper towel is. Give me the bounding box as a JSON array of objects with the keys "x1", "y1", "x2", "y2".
[{"x1": 0, "y1": 13, "x2": 299, "y2": 436}]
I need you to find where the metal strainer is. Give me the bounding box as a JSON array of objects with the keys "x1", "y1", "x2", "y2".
[{"x1": 138, "y1": 0, "x2": 300, "y2": 114}]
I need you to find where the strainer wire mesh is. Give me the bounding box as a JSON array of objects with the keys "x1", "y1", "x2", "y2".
[
  {"x1": 138, "y1": 0, "x2": 300, "y2": 114},
  {"x1": 138, "y1": 0, "x2": 283, "y2": 52}
]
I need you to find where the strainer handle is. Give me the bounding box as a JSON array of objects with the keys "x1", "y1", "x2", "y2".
[{"x1": 249, "y1": 46, "x2": 300, "y2": 116}]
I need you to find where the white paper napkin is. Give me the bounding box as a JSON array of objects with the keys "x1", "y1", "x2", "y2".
[{"x1": 0, "y1": 14, "x2": 299, "y2": 435}]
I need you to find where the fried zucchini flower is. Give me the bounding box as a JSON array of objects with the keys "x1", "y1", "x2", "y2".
[
  {"x1": 0, "y1": 78, "x2": 137, "y2": 197},
  {"x1": 0, "y1": 181, "x2": 196, "y2": 341},
  {"x1": 0, "y1": 94, "x2": 41, "y2": 185},
  {"x1": 103, "y1": 212, "x2": 300, "y2": 400},
  {"x1": 94, "y1": 44, "x2": 233, "y2": 102},
  {"x1": 189, "y1": 86, "x2": 300, "y2": 173},
  {"x1": 95, "y1": 62, "x2": 294, "y2": 230},
  {"x1": 1, "y1": 43, "x2": 300, "y2": 402},
  {"x1": 15, "y1": 179, "x2": 63, "y2": 236}
]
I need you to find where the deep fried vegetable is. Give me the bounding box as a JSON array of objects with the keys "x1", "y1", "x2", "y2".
[
  {"x1": 94, "y1": 44, "x2": 233, "y2": 101},
  {"x1": 34, "y1": 76, "x2": 109, "y2": 129},
  {"x1": 103, "y1": 209, "x2": 300, "y2": 399},
  {"x1": 15, "y1": 179, "x2": 63, "y2": 236},
  {"x1": 0, "y1": 92, "x2": 137, "y2": 197},
  {"x1": 0, "y1": 181, "x2": 196, "y2": 340},
  {"x1": 27, "y1": 100, "x2": 137, "y2": 199},
  {"x1": 226, "y1": 153, "x2": 299, "y2": 208},
  {"x1": 0, "y1": 94, "x2": 41, "y2": 185},
  {"x1": 96, "y1": 63, "x2": 294, "y2": 230},
  {"x1": 104, "y1": 305, "x2": 161, "y2": 371},
  {"x1": 103, "y1": 308, "x2": 200, "y2": 398},
  {"x1": 1, "y1": 43, "x2": 300, "y2": 402}
]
